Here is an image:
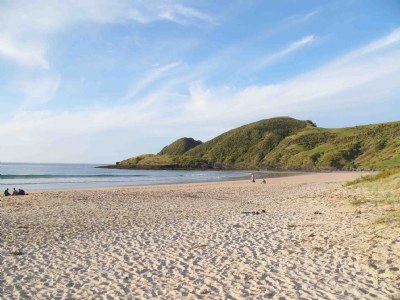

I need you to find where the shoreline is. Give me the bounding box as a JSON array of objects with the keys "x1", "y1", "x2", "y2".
[
  {"x1": 1, "y1": 171, "x2": 397, "y2": 299},
  {"x1": 1, "y1": 170, "x2": 371, "y2": 193}
]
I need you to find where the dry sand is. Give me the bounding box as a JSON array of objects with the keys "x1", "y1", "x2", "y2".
[{"x1": 1, "y1": 172, "x2": 399, "y2": 299}]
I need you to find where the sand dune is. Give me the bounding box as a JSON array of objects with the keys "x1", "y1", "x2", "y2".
[{"x1": 1, "y1": 172, "x2": 399, "y2": 299}]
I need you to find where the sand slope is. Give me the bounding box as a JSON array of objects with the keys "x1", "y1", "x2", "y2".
[{"x1": 1, "y1": 172, "x2": 399, "y2": 299}]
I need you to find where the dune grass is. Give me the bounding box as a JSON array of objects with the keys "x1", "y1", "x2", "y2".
[
  {"x1": 345, "y1": 168, "x2": 400, "y2": 186},
  {"x1": 346, "y1": 168, "x2": 400, "y2": 225}
]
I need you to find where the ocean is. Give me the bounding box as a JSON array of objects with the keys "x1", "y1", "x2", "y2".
[{"x1": 0, "y1": 162, "x2": 297, "y2": 191}]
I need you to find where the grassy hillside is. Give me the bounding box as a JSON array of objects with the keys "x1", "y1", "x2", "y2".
[
  {"x1": 263, "y1": 121, "x2": 400, "y2": 170},
  {"x1": 115, "y1": 117, "x2": 400, "y2": 170},
  {"x1": 117, "y1": 154, "x2": 212, "y2": 169},
  {"x1": 158, "y1": 138, "x2": 202, "y2": 155},
  {"x1": 186, "y1": 117, "x2": 314, "y2": 168}
]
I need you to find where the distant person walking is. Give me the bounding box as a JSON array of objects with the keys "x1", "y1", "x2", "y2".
[{"x1": 251, "y1": 173, "x2": 255, "y2": 183}]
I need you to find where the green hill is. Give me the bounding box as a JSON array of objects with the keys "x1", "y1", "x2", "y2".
[
  {"x1": 263, "y1": 121, "x2": 400, "y2": 170},
  {"x1": 186, "y1": 117, "x2": 314, "y2": 168},
  {"x1": 117, "y1": 154, "x2": 211, "y2": 169},
  {"x1": 114, "y1": 117, "x2": 400, "y2": 170},
  {"x1": 158, "y1": 137, "x2": 202, "y2": 155}
]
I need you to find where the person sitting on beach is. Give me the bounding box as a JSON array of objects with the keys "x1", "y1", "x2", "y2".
[
  {"x1": 18, "y1": 189, "x2": 26, "y2": 195},
  {"x1": 12, "y1": 188, "x2": 18, "y2": 196},
  {"x1": 3, "y1": 188, "x2": 10, "y2": 196}
]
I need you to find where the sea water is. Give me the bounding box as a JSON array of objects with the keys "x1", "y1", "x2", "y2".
[{"x1": 0, "y1": 162, "x2": 297, "y2": 191}]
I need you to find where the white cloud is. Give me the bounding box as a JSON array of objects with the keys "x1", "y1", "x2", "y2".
[
  {"x1": 0, "y1": 0, "x2": 213, "y2": 108},
  {"x1": 19, "y1": 75, "x2": 61, "y2": 106},
  {"x1": 180, "y1": 28, "x2": 400, "y2": 124},
  {"x1": 156, "y1": 4, "x2": 216, "y2": 25},
  {"x1": 0, "y1": 0, "x2": 213, "y2": 34},
  {"x1": 122, "y1": 61, "x2": 183, "y2": 102},
  {"x1": 0, "y1": 34, "x2": 49, "y2": 69},
  {"x1": 1, "y1": 25, "x2": 399, "y2": 162},
  {"x1": 300, "y1": 10, "x2": 319, "y2": 22},
  {"x1": 338, "y1": 27, "x2": 400, "y2": 64},
  {"x1": 257, "y1": 35, "x2": 315, "y2": 69},
  {"x1": 0, "y1": 1, "x2": 213, "y2": 67},
  {"x1": 284, "y1": 9, "x2": 320, "y2": 25},
  {"x1": 2, "y1": 28, "x2": 399, "y2": 131}
]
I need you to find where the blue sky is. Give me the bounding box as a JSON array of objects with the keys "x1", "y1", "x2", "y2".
[{"x1": 0, "y1": 0, "x2": 399, "y2": 163}]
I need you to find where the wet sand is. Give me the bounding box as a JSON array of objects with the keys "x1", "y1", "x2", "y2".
[{"x1": 1, "y1": 172, "x2": 399, "y2": 299}]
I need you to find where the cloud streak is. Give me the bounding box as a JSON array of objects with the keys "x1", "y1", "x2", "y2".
[
  {"x1": 0, "y1": 0, "x2": 213, "y2": 61},
  {"x1": 0, "y1": 34, "x2": 49, "y2": 69},
  {"x1": 0, "y1": 0, "x2": 213, "y2": 108},
  {"x1": 1, "y1": 28, "x2": 399, "y2": 162},
  {"x1": 19, "y1": 75, "x2": 61, "y2": 107},
  {"x1": 178, "y1": 28, "x2": 400, "y2": 125},
  {"x1": 300, "y1": 10, "x2": 319, "y2": 22},
  {"x1": 122, "y1": 61, "x2": 183, "y2": 102},
  {"x1": 256, "y1": 35, "x2": 315, "y2": 70},
  {"x1": 338, "y1": 27, "x2": 400, "y2": 64}
]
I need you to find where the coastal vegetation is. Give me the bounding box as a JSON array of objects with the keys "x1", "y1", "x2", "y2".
[
  {"x1": 346, "y1": 168, "x2": 400, "y2": 225},
  {"x1": 158, "y1": 138, "x2": 202, "y2": 155},
  {"x1": 114, "y1": 117, "x2": 400, "y2": 171},
  {"x1": 117, "y1": 154, "x2": 211, "y2": 169}
]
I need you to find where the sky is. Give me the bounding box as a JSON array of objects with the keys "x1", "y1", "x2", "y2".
[{"x1": 0, "y1": 0, "x2": 399, "y2": 163}]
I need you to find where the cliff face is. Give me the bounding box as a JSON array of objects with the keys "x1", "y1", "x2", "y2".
[{"x1": 115, "y1": 117, "x2": 400, "y2": 170}]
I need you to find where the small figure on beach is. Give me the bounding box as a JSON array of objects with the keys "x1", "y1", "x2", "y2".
[
  {"x1": 12, "y1": 188, "x2": 18, "y2": 196},
  {"x1": 261, "y1": 179, "x2": 266, "y2": 184},
  {"x1": 18, "y1": 189, "x2": 26, "y2": 195},
  {"x1": 3, "y1": 188, "x2": 10, "y2": 196},
  {"x1": 251, "y1": 173, "x2": 255, "y2": 183}
]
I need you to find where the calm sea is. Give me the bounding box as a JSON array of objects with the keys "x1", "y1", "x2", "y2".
[{"x1": 0, "y1": 162, "x2": 297, "y2": 191}]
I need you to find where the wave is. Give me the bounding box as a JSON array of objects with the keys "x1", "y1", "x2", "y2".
[
  {"x1": 0, "y1": 179, "x2": 149, "y2": 186},
  {"x1": 0, "y1": 174, "x2": 148, "y2": 179}
]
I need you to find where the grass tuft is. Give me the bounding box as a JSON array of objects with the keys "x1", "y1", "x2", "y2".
[
  {"x1": 345, "y1": 168, "x2": 400, "y2": 186},
  {"x1": 346, "y1": 168, "x2": 400, "y2": 225},
  {"x1": 350, "y1": 198, "x2": 366, "y2": 206}
]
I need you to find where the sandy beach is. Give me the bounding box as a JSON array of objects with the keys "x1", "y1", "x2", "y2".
[{"x1": 1, "y1": 172, "x2": 399, "y2": 299}]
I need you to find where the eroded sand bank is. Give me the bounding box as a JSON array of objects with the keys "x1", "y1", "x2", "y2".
[{"x1": 1, "y1": 172, "x2": 399, "y2": 299}]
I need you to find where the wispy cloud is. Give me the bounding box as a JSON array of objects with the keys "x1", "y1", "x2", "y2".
[
  {"x1": 0, "y1": 34, "x2": 49, "y2": 69},
  {"x1": 338, "y1": 27, "x2": 400, "y2": 63},
  {"x1": 0, "y1": 0, "x2": 213, "y2": 108},
  {"x1": 256, "y1": 35, "x2": 315, "y2": 69},
  {"x1": 18, "y1": 74, "x2": 61, "y2": 107},
  {"x1": 1, "y1": 28, "x2": 399, "y2": 162},
  {"x1": 156, "y1": 4, "x2": 216, "y2": 25},
  {"x1": 179, "y1": 28, "x2": 400, "y2": 125},
  {"x1": 301, "y1": 10, "x2": 320, "y2": 22},
  {"x1": 0, "y1": 0, "x2": 213, "y2": 53},
  {"x1": 0, "y1": 0, "x2": 214, "y2": 34},
  {"x1": 285, "y1": 9, "x2": 320, "y2": 24},
  {"x1": 122, "y1": 61, "x2": 183, "y2": 102}
]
